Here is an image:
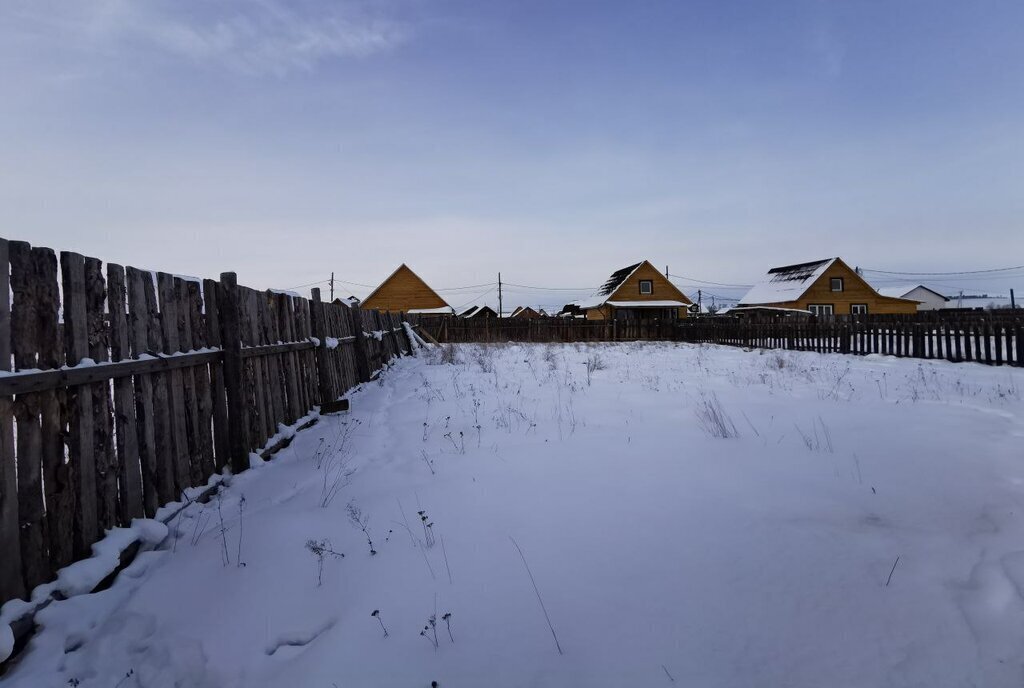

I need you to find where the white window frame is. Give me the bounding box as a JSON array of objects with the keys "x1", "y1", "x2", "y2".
[
  {"x1": 639, "y1": 280, "x2": 653, "y2": 295},
  {"x1": 830, "y1": 277, "x2": 844, "y2": 292},
  {"x1": 851, "y1": 304, "x2": 868, "y2": 315},
  {"x1": 808, "y1": 304, "x2": 834, "y2": 316}
]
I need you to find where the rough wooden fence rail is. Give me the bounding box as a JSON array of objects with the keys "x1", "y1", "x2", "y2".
[
  {"x1": 426, "y1": 312, "x2": 1023, "y2": 366},
  {"x1": 0, "y1": 237, "x2": 421, "y2": 610}
]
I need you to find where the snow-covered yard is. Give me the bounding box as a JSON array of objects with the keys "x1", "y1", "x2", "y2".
[{"x1": 4, "y1": 343, "x2": 1024, "y2": 687}]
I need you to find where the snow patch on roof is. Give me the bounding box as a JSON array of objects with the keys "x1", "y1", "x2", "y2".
[
  {"x1": 739, "y1": 258, "x2": 836, "y2": 305},
  {"x1": 408, "y1": 306, "x2": 454, "y2": 315},
  {"x1": 605, "y1": 300, "x2": 689, "y2": 308}
]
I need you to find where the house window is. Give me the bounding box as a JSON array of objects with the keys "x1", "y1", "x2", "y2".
[
  {"x1": 830, "y1": 277, "x2": 844, "y2": 292},
  {"x1": 851, "y1": 304, "x2": 868, "y2": 315},
  {"x1": 639, "y1": 280, "x2": 653, "y2": 295},
  {"x1": 808, "y1": 304, "x2": 834, "y2": 316}
]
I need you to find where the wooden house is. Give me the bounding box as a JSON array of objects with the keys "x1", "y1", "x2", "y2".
[
  {"x1": 509, "y1": 306, "x2": 542, "y2": 320},
  {"x1": 360, "y1": 264, "x2": 453, "y2": 314},
  {"x1": 458, "y1": 305, "x2": 498, "y2": 319},
  {"x1": 874, "y1": 285, "x2": 948, "y2": 311},
  {"x1": 575, "y1": 260, "x2": 694, "y2": 320},
  {"x1": 739, "y1": 258, "x2": 918, "y2": 315}
]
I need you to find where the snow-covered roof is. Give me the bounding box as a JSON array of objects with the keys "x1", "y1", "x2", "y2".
[
  {"x1": 875, "y1": 285, "x2": 946, "y2": 301},
  {"x1": 739, "y1": 258, "x2": 837, "y2": 305},
  {"x1": 606, "y1": 300, "x2": 688, "y2": 308},
  {"x1": 460, "y1": 305, "x2": 496, "y2": 318},
  {"x1": 408, "y1": 306, "x2": 454, "y2": 315},
  {"x1": 572, "y1": 262, "x2": 647, "y2": 309},
  {"x1": 725, "y1": 306, "x2": 814, "y2": 316}
]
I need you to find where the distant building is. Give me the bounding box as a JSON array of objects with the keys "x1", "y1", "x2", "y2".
[
  {"x1": 509, "y1": 306, "x2": 542, "y2": 319},
  {"x1": 874, "y1": 285, "x2": 948, "y2": 311},
  {"x1": 739, "y1": 258, "x2": 918, "y2": 316},
  {"x1": 458, "y1": 305, "x2": 498, "y2": 319},
  {"x1": 573, "y1": 260, "x2": 694, "y2": 321},
  {"x1": 334, "y1": 295, "x2": 361, "y2": 308},
  {"x1": 361, "y1": 264, "x2": 454, "y2": 314}
]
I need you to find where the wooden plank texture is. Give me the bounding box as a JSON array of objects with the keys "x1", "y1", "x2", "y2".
[
  {"x1": 35, "y1": 247, "x2": 72, "y2": 569},
  {"x1": 107, "y1": 264, "x2": 143, "y2": 523},
  {"x1": 61, "y1": 251, "x2": 99, "y2": 559},
  {"x1": 0, "y1": 238, "x2": 23, "y2": 603},
  {"x1": 85, "y1": 256, "x2": 117, "y2": 532}
]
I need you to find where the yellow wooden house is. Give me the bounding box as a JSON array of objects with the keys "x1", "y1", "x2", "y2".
[
  {"x1": 576, "y1": 260, "x2": 694, "y2": 320},
  {"x1": 738, "y1": 258, "x2": 918, "y2": 315},
  {"x1": 360, "y1": 264, "x2": 453, "y2": 314}
]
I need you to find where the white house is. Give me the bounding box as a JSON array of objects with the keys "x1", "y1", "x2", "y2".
[{"x1": 874, "y1": 285, "x2": 948, "y2": 311}]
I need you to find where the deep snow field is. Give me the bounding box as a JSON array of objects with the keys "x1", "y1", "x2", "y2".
[{"x1": 3, "y1": 342, "x2": 1024, "y2": 688}]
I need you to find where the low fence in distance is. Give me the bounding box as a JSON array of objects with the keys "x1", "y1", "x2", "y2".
[
  {"x1": 0, "y1": 237, "x2": 421, "y2": 610},
  {"x1": 425, "y1": 312, "x2": 1023, "y2": 366}
]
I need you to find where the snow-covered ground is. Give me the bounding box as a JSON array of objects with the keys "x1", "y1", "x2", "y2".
[{"x1": 4, "y1": 343, "x2": 1024, "y2": 687}]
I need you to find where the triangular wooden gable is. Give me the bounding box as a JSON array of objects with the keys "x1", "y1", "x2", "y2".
[
  {"x1": 361, "y1": 264, "x2": 450, "y2": 311},
  {"x1": 605, "y1": 260, "x2": 692, "y2": 304}
]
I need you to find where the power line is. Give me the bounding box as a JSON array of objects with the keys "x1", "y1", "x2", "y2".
[
  {"x1": 435, "y1": 282, "x2": 498, "y2": 292},
  {"x1": 668, "y1": 273, "x2": 752, "y2": 288},
  {"x1": 451, "y1": 285, "x2": 498, "y2": 311},
  {"x1": 861, "y1": 264, "x2": 1024, "y2": 276},
  {"x1": 503, "y1": 282, "x2": 595, "y2": 291},
  {"x1": 283, "y1": 279, "x2": 330, "y2": 290}
]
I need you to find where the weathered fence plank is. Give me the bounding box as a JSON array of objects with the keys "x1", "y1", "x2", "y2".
[
  {"x1": 61, "y1": 251, "x2": 99, "y2": 559},
  {"x1": 0, "y1": 239, "x2": 23, "y2": 603},
  {"x1": 11, "y1": 242, "x2": 48, "y2": 590},
  {"x1": 108, "y1": 264, "x2": 144, "y2": 524},
  {"x1": 35, "y1": 248, "x2": 71, "y2": 571}
]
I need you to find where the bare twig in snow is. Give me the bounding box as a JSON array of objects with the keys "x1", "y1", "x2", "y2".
[
  {"x1": 509, "y1": 535, "x2": 563, "y2": 655},
  {"x1": 886, "y1": 556, "x2": 900, "y2": 587}
]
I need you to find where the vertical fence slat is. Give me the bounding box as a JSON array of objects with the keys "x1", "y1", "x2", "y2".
[
  {"x1": 85, "y1": 257, "x2": 117, "y2": 532},
  {"x1": 0, "y1": 238, "x2": 23, "y2": 603},
  {"x1": 219, "y1": 273, "x2": 248, "y2": 473},
  {"x1": 61, "y1": 251, "x2": 99, "y2": 559},
  {"x1": 203, "y1": 279, "x2": 230, "y2": 471},
  {"x1": 33, "y1": 248, "x2": 72, "y2": 571},
  {"x1": 175, "y1": 277, "x2": 203, "y2": 487},
  {"x1": 108, "y1": 264, "x2": 143, "y2": 523},
  {"x1": 187, "y1": 280, "x2": 215, "y2": 481},
  {"x1": 157, "y1": 273, "x2": 190, "y2": 495},
  {"x1": 11, "y1": 242, "x2": 48, "y2": 592}
]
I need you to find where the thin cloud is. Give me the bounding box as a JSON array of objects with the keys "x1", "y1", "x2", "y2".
[{"x1": 3, "y1": 0, "x2": 410, "y2": 76}]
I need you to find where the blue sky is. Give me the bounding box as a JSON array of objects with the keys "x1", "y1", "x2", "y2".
[{"x1": 2, "y1": 0, "x2": 1022, "y2": 310}]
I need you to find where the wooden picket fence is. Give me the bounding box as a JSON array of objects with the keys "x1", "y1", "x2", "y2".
[
  {"x1": 427, "y1": 312, "x2": 1024, "y2": 366},
  {"x1": 0, "y1": 237, "x2": 421, "y2": 609}
]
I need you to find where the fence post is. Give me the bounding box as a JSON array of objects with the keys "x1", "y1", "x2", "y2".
[
  {"x1": 399, "y1": 313, "x2": 416, "y2": 356},
  {"x1": 0, "y1": 238, "x2": 24, "y2": 604},
  {"x1": 219, "y1": 273, "x2": 248, "y2": 474},
  {"x1": 309, "y1": 288, "x2": 335, "y2": 402},
  {"x1": 348, "y1": 305, "x2": 372, "y2": 384}
]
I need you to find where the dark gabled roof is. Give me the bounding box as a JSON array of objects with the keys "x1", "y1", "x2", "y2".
[
  {"x1": 766, "y1": 259, "x2": 832, "y2": 282},
  {"x1": 597, "y1": 262, "x2": 643, "y2": 296}
]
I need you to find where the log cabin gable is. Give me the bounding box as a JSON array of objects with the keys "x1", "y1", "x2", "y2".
[
  {"x1": 361, "y1": 264, "x2": 450, "y2": 312},
  {"x1": 605, "y1": 261, "x2": 692, "y2": 305}
]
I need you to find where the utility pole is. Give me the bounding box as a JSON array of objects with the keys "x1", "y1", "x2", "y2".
[
  {"x1": 329, "y1": 272, "x2": 335, "y2": 302},
  {"x1": 1011, "y1": 288, "x2": 1017, "y2": 309},
  {"x1": 498, "y1": 272, "x2": 503, "y2": 318},
  {"x1": 697, "y1": 289, "x2": 702, "y2": 310},
  {"x1": 665, "y1": 265, "x2": 669, "y2": 278}
]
